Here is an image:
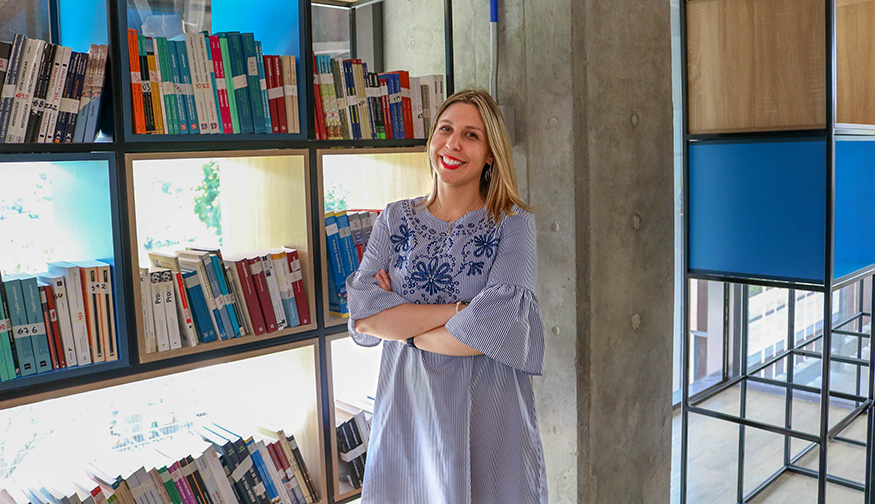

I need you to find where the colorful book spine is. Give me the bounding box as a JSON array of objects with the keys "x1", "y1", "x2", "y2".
[
  {"x1": 226, "y1": 32, "x2": 254, "y2": 134},
  {"x1": 3, "y1": 277, "x2": 37, "y2": 376},
  {"x1": 0, "y1": 34, "x2": 27, "y2": 142},
  {"x1": 241, "y1": 33, "x2": 267, "y2": 134},
  {"x1": 0, "y1": 272, "x2": 18, "y2": 380},
  {"x1": 182, "y1": 269, "x2": 217, "y2": 343},
  {"x1": 167, "y1": 39, "x2": 190, "y2": 134},
  {"x1": 255, "y1": 41, "x2": 272, "y2": 134},
  {"x1": 209, "y1": 35, "x2": 234, "y2": 133},
  {"x1": 174, "y1": 40, "x2": 199, "y2": 134}
]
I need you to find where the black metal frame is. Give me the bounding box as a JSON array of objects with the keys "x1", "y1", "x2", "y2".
[
  {"x1": 0, "y1": 1, "x2": 453, "y2": 503},
  {"x1": 679, "y1": 1, "x2": 875, "y2": 502}
]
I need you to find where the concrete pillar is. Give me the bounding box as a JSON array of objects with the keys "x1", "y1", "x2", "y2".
[{"x1": 384, "y1": 0, "x2": 673, "y2": 501}]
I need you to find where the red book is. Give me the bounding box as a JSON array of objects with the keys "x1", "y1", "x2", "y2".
[
  {"x1": 209, "y1": 35, "x2": 234, "y2": 133},
  {"x1": 248, "y1": 256, "x2": 278, "y2": 332},
  {"x1": 272, "y1": 55, "x2": 288, "y2": 133},
  {"x1": 378, "y1": 76, "x2": 393, "y2": 139},
  {"x1": 312, "y1": 53, "x2": 327, "y2": 140},
  {"x1": 395, "y1": 70, "x2": 414, "y2": 139},
  {"x1": 232, "y1": 258, "x2": 266, "y2": 335},
  {"x1": 284, "y1": 248, "x2": 310, "y2": 326},
  {"x1": 42, "y1": 282, "x2": 66, "y2": 368},
  {"x1": 38, "y1": 284, "x2": 59, "y2": 369},
  {"x1": 263, "y1": 55, "x2": 280, "y2": 133}
]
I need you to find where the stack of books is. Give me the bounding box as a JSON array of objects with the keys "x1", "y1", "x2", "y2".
[
  {"x1": 0, "y1": 34, "x2": 109, "y2": 144},
  {"x1": 127, "y1": 29, "x2": 300, "y2": 136},
  {"x1": 325, "y1": 209, "x2": 380, "y2": 316},
  {"x1": 335, "y1": 400, "x2": 371, "y2": 491},
  {"x1": 140, "y1": 247, "x2": 310, "y2": 354},
  {"x1": 0, "y1": 261, "x2": 118, "y2": 382},
  {"x1": 312, "y1": 54, "x2": 444, "y2": 140},
  {"x1": 0, "y1": 425, "x2": 319, "y2": 504}
]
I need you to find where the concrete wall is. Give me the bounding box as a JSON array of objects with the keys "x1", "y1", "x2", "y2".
[{"x1": 383, "y1": 1, "x2": 673, "y2": 501}]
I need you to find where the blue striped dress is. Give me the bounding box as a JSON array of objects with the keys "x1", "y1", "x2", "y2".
[{"x1": 346, "y1": 197, "x2": 547, "y2": 504}]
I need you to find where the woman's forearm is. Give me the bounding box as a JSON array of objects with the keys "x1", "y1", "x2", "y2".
[
  {"x1": 354, "y1": 302, "x2": 457, "y2": 340},
  {"x1": 412, "y1": 327, "x2": 482, "y2": 356}
]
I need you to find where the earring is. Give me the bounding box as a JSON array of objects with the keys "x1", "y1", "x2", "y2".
[{"x1": 484, "y1": 164, "x2": 492, "y2": 182}]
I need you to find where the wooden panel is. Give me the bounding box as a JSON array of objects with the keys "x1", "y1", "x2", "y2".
[
  {"x1": 837, "y1": 0, "x2": 875, "y2": 125},
  {"x1": 687, "y1": 0, "x2": 826, "y2": 133}
]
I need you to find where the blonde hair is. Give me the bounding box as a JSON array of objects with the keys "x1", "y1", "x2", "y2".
[{"x1": 421, "y1": 88, "x2": 532, "y2": 224}]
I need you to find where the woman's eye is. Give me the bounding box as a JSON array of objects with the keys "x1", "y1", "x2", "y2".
[{"x1": 466, "y1": 132, "x2": 479, "y2": 139}]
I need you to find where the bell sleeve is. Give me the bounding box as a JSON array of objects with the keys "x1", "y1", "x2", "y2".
[
  {"x1": 444, "y1": 210, "x2": 545, "y2": 375},
  {"x1": 346, "y1": 207, "x2": 409, "y2": 346}
]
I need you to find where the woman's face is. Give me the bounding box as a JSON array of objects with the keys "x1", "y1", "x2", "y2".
[{"x1": 430, "y1": 102, "x2": 493, "y2": 194}]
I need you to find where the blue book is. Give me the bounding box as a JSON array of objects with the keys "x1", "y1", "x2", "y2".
[
  {"x1": 2, "y1": 277, "x2": 36, "y2": 376},
  {"x1": 244, "y1": 438, "x2": 283, "y2": 504},
  {"x1": 343, "y1": 60, "x2": 361, "y2": 139},
  {"x1": 174, "y1": 40, "x2": 199, "y2": 134},
  {"x1": 389, "y1": 73, "x2": 404, "y2": 139},
  {"x1": 224, "y1": 32, "x2": 254, "y2": 134},
  {"x1": 195, "y1": 254, "x2": 232, "y2": 340},
  {"x1": 326, "y1": 260, "x2": 347, "y2": 315},
  {"x1": 19, "y1": 276, "x2": 52, "y2": 374},
  {"x1": 240, "y1": 33, "x2": 268, "y2": 134},
  {"x1": 335, "y1": 211, "x2": 360, "y2": 278},
  {"x1": 155, "y1": 37, "x2": 180, "y2": 135},
  {"x1": 0, "y1": 272, "x2": 17, "y2": 380},
  {"x1": 167, "y1": 39, "x2": 190, "y2": 134},
  {"x1": 181, "y1": 268, "x2": 217, "y2": 343},
  {"x1": 255, "y1": 41, "x2": 272, "y2": 134},
  {"x1": 201, "y1": 31, "x2": 224, "y2": 134},
  {"x1": 325, "y1": 213, "x2": 349, "y2": 296},
  {"x1": 208, "y1": 254, "x2": 241, "y2": 338},
  {"x1": 283, "y1": 291, "x2": 301, "y2": 328}
]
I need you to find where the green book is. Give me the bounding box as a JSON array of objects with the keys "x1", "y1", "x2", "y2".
[
  {"x1": 156, "y1": 37, "x2": 180, "y2": 135},
  {"x1": 0, "y1": 271, "x2": 16, "y2": 380},
  {"x1": 218, "y1": 35, "x2": 240, "y2": 133}
]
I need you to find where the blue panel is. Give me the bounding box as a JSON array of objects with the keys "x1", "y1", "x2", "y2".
[
  {"x1": 835, "y1": 140, "x2": 875, "y2": 279},
  {"x1": 689, "y1": 140, "x2": 826, "y2": 283},
  {"x1": 59, "y1": 0, "x2": 107, "y2": 51}
]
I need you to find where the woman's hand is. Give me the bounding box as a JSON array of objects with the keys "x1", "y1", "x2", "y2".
[{"x1": 375, "y1": 269, "x2": 392, "y2": 292}]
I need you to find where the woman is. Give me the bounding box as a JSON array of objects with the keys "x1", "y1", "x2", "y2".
[{"x1": 346, "y1": 89, "x2": 547, "y2": 503}]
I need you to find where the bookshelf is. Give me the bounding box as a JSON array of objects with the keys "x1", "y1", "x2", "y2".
[
  {"x1": 680, "y1": 0, "x2": 875, "y2": 503},
  {"x1": 0, "y1": 0, "x2": 454, "y2": 502}
]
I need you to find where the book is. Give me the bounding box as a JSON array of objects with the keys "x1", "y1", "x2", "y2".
[
  {"x1": 39, "y1": 282, "x2": 65, "y2": 368},
  {"x1": 223, "y1": 262, "x2": 253, "y2": 336},
  {"x1": 37, "y1": 272, "x2": 79, "y2": 366},
  {"x1": 146, "y1": 37, "x2": 166, "y2": 135},
  {"x1": 139, "y1": 267, "x2": 157, "y2": 353},
  {"x1": 217, "y1": 35, "x2": 240, "y2": 134},
  {"x1": 25, "y1": 42, "x2": 54, "y2": 143},
  {"x1": 174, "y1": 39, "x2": 200, "y2": 134},
  {"x1": 200, "y1": 31, "x2": 222, "y2": 135},
  {"x1": 18, "y1": 275, "x2": 52, "y2": 373},
  {"x1": 279, "y1": 55, "x2": 299, "y2": 134},
  {"x1": 76, "y1": 260, "x2": 111, "y2": 362},
  {"x1": 47, "y1": 261, "x2": 92, "y2": 365},
  {"x1": 177, "y1": 251, "x2": 227, "y2": 340},
  {"x1": 2, "y1": 275, "x2": 37, "y2": 375},
  {"x1": 155, "y1": 37, "x2": 180, "y2": 135},
  {"x1": 225, "y1": 32, "x2": 254, "y2": 134},
  {"x1": 181, "y1": 268, "x2": 218, "y2": 343},
  {"x1": 255, "y1": 41, "x2": 272, "y2": 134},
  {"x1": 264, "y1": 54, "x2": 280, "y2": 133},
  {"x1": 330, "y1": 56, "x2": 351, "y2": 139},
  {"x1": 241, "y1": 33, "x2": 268, "y2": 134},
  {"x1": 259, "y1": 252, "x2": 288, "y2": 330},
  {"x1": 310, "y1": 53, "x2": 326, "y2": 140},
  {"x1": 160, "y1": 269, "x2": 183, "y2": 350},
  {"x1": 247, "y1": 256, "x2": 278, "y2": 333},
  {"x1": 148, "y1": 251, "x2": 198, "y2": 347},
  {"x1": 150, "y1": 270, "x2": 170, "y2": 352},
  {"x1": 282, "y1": 248, "x2": 310, "y2": 326},
  {"x1": 224, "y1": 256, "x2": 265, "y2": 336},
  {"x1": 0, "y1": 41, "x2": 12, "y2": 98},
  {"x1": 0, "y1": 34, "x2": 26, "y2": 142},
  {"x1": 269, "y1": 55, "x2": 287, "y2": 134},
  {"x1": 168, "y1": 39, "x2": 193, "y2": 134},
  {"x1": 208, "y1": 35, "x2": 233, "y2": 134},
  {"x1": 184, "y1": 35, "x2": 210, "y2": 135},
  {"x1": 138, "y1": 34, "x2": 155, "y2": 133},
  {"x1": 0, "y1": 271, "x2": 18, "y2": 380},
  {"x1": 270, "y1": 250, "x2": 299, "y2": 328},
  {"x1": 128, "y1": 29, "x2": 146, "y2": 134},
  {"x1": 7, "y1": 37, "x2": 46, "y2": 143}
]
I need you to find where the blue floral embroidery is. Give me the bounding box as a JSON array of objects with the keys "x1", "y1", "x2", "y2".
[
  {"x1": 466, "y1": 261, "x2": 484, "y2": 276},
  {"x1": 390, "y1": 224, "x2": 413, "y2": 252},
  {"x1": 473, "y1": 233, "x2": 500, "y2": 258},
  {"x1": 410, "y1": 257, "x2": 454, "y2": 295},
  {"x1": 395, "y1": 254, "x2": 405, "y2": 269}
]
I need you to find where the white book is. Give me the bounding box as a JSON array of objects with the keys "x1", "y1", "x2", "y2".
[
  {"x1": 37, "y1": 272, "x2": 78, "y2": 366},
  {"x1": 184, "y1": 36, "x2": 210, "y2": 135},
  {"x1": 47, "y1": 261, "x2": 91, "y2": 365},
  {"x1": 39, "y1": 45, "x2": 71, "y2": 143},
  {"x1": 260, "y1": 252, "x2": 288, "y2": 329},
  {"x1": 270, "y1": 250, "x2": 296, "y2": 316},
  {"x1": 159, "y1": 269, "x2": 182, "y2": 350},
  {"x1": 195, "y1": 32, "x2": 219, "y2": 134},
  {"x1": 75, "y1": 45, "x2": 97, "y2": 137},
  {"x1": 420, "y1": 74, "x2": 443, "y2": 127},
  {"x1": 225, "y1": 263, "x2": 252, "y2": 336},
  {"x1": 194, "y1": 453, "x2": 225, "y2": 504},
  {"x1": 6, "y1": 38, "x2": 45, "y2": 143},
  {"x1": 148, "y1": 251, "x2": 197, "y2": 347},
  {"x1": 138, "y1": 267, "x2": 156, "y2": 355},
  {"x1": 149, "y1": 270, "x2": 170, "y2": 352},
  {"x1": 410, "y1": 76, "x2": 424, "y2": 139},
  {"x1": 202, "y1": 446, "x2": 239, "y2": 504}
]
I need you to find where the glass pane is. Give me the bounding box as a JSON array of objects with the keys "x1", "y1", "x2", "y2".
[{"x1": 313, "y1": 4, "x2": 351, "y2": 59}]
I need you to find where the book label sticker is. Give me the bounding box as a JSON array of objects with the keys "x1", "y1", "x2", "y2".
[
  {"x1": 88, "y1": 281, "x2": 110, "y2": 295},
  {"x1": 59, "y1": 98, "x2": 78, "y2": 114},
  {"x1": 346, "y1": 96, "x2": 357, "y2": 107},
  {"x1": 0, "y1": 58, "x2": 7, "y2": 72},
  {"x1": 215, "y1": 79, "x2": 226, "y2": 90},
  {"x1": 326, "y1": 222, "x2": 339, "y2": 234},
  {"x1": 284, "y1": 84, "x2": 298, "y2": 96},
  {"x1": 233, "y1": 74, "x2": 247, "y2": 89},
  {"x1": 0, "y1": 318, "x2": 10, "y2": 332},
  {"x1": 230, "y1": 457, "x2": 253, "y2": 481},
  {"x1": 205, "y1": 296, "x2": 217, "y2": 310},
  {"x1": 268, "y1": 87, "x2": 283, "y2": 100},
  {"x1": 131, "y1": 71, "x2": 141, "y2": 84},
  {"x1": 249, "y1": 260, "x2": 264, "y2": 274},
  {"x1": 247, "y1": 57, "x2": 258, "y2": 76},
  {"x1": 14, "y1": 323, "x2": 46, "y2": 339},
  {"x1": 390, "y1": 94, "x2": 402, "y2": 104},
  {"x1": 260, "y1": 78, "x2": 267, "y2": 91}
]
